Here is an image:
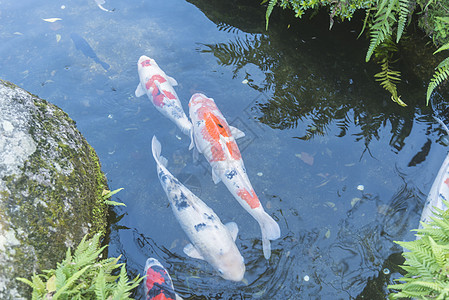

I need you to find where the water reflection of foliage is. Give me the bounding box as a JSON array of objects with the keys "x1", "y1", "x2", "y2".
[{"x1": 201, "y1": 33, "x2": 430, "y2": 152}]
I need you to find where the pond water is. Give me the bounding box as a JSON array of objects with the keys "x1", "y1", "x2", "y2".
[{"x1": 1, "y1": 0, "x2": 449, "y2": 298}]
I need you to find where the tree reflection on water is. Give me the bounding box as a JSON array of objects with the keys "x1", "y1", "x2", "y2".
[{"x1": 195, "y1": 0, "x2": 449, "y2": 154}]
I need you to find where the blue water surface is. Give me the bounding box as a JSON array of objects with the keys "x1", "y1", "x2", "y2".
[{"x1": 1, "y1": 0, "x2": 449, "y2": 298}]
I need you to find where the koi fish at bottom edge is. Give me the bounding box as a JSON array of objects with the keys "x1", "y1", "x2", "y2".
[{"x1": 144, "y1": 258, "x2": 183, "y2": 300}]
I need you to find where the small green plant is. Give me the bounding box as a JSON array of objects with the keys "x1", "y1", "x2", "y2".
[
  {"x1": 427, "y1": 42, "x2": 449, "y2": 104},
  {"x1": 388, "y1": 200, "x2": 449, "y2": 299},
  {"x1": 102, "y1": 188, "x2": 126, "y2": 206},
  {"x1": 17, "y1": 233, "x2": 142, "y2": 299}
]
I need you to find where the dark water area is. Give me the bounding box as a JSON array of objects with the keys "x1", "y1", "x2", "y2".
[{"x1": 1, "y1": 0, "x2": 449, "y2": 298}]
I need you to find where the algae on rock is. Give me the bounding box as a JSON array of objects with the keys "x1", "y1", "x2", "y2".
[{"x1": 0, "y1": 79, "x2": 109, "y2": 299}]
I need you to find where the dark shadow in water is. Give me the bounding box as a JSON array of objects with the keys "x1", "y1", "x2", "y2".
[{"x1": 190, "y1": 0, "x2": 449, "y2": 154}]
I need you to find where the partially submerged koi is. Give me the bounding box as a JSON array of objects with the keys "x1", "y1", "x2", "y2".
[
  {"x1": 152, "y1": 136, "x2": 245, "y2": 281},
  {"x1": 188, "y1": 93, "x2": 280, "y2": 259},
  {"x1": 143, "y1": 257, "x2": 183, "y2": 300},
  {"x1": 136, "y1": 55, "x2": 193, "y2": 143}
]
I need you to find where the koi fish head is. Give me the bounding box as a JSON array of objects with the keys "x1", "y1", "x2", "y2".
[
  {"x1": 138, "y1": 55, "x2": 157, "y2": 69},
  {"x1": 188, "y1": 93, "x2": 216, "y2": 112},
  {"x1": 210, "y1": 247, "x2": 246, "y2": 282},
  {"x1": 144, "y1": 258, "x2": 177, "y2": 300}
]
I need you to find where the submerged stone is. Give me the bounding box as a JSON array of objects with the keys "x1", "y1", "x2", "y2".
[{"x1": 0, "y1": 79, "x2": 108, "y2": 299}]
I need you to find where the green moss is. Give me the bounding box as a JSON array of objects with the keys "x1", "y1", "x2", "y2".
[{"x1": 0, "y1": 84, "x2": 109, "y2": 299}]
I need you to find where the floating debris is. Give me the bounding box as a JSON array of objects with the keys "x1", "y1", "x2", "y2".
[
  {"x1": 344, "y1": 163, "x2": 355, "y2": 167},
  {"x1": 56, "y1": 34, "x2": 61, "y2": 43},
  {"x1": 42, "y1": 18, "x2": 62, "y2": 23},
  {"x1": 61, "y1": 5, "x2": 66, "y2": 9},
  {"x1": 107, "y1": 114, "x2": 113, "y2": 119},
  {"x1": 325, "y1": 229, "x2": 331, "y2": 239},
  {"x1": 304, "y1": 275, "x2": 310, "y2": 281},
  {"x1": 257, "y1": 172, "x2": 263, "y2": 176},
  {"x1": 324, "y1": 201, "x2": 335, "y2": 208},
  {"x1": 351, "y1": 197, "x2": 361, "y2": 207},
  {"x1": 242, "y1": 79, "x2": 248, "y2": 84},
  {"x1": 357, "y1": 184, "x2": 364, "y2": 191},
  {"x1": 295, "y1": 152, "x2": 314, "y2": 166},
  {"x1": 383, "y1": 268, "x2": 390, "y2": 275},
  {"x1": 176, "y1": 134, "x2": 182, "y2": 140},
  {"x1": 13, "y1": 32, "x2": 23, "y2": 35}
]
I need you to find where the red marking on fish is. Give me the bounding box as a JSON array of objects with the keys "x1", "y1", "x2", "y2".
[
  {"x1": 141, "y1": 60, "x2": 152, "y2": 67},
  {"x1": 226, "y1": 140, "x2": 241, "y2": 160},
  {"x1": 445, "y1": 177, "x2": 449, "y2": 188},
  {"x1": 163, "y1": 90, "x2": 177, "y2": 100},
  {"x1": 146, "y1": 75, "x2": 167, "y2": 90},
  {"x1": 237, "y1": 188, "x2": 261, "y2": 209},
  {"x1": 151, "y1": 87, "x2": 165, "y2": 107},
  {"x1": 145, "y1": 266, "x2": 176, "y2": 300}
]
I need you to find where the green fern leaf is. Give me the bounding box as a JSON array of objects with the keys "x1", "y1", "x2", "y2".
[
  {"x1": 265, "y1": 0, "x2": 278, "y2": 30},
  {"x1": 427, "y1": 57, "x2": 449, "y2": 104},
  {"x1": 53, "y1": 265, "x2": 90, "y2": 298},
  {"x1": 95, "y1": 268, "x2": 108, "y2": 300},
  {"x1": 366, "y1": 0, "x2": 398, "y2": 62},
  {"x1": 396, "y1": 0, "x2": 409, "y2": 42},
  {"x1": 434, "y1": 42, "x2": 449, "y2": 55}
]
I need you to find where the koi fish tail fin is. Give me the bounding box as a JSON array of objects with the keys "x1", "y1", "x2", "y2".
[
  {"x1": 257, "y1": 211, "x2": 281, "y2": 260},
  {"x1": 151, "y1": 136, "x2": 168, "y2": 167}
]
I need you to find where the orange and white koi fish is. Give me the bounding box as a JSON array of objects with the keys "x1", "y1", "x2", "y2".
[
  {"x1": 135, "y1": 55, "x2": 193, "y2": 141},
  {"x1": 152, "y1": 136, "x2": 245, "y2": 281},
  {"x1": 144, "y1": 258, "x2": 183, "y2": 300},
  {"x1": 188, "y1": 93, "x2": 280, "y2": 259}
]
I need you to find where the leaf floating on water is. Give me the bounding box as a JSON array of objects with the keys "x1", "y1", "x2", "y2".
[
  {"x1": 351, "y1": 197, "x2": 361, "y2": 207},
  {"x1": 325, "y1": 229, "x2": 331, "y2": 239},
  {"x1": 295, "y1": 152, "x2": 314, "y2": 166},
  {"x1": 42, "y1": 18, "x2": 62, "y2": 22},
  {"x1": 324, "y1": 201, "x2": 335, "y2": 208}
]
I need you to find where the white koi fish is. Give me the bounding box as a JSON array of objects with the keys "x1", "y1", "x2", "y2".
[
  {"x1": 143, "y1": 258, "x2": 183, "y2": 300},
  {"x1": 188, "y1": 93, "x2": 281, "y2": 259},
  {"x1": 418, "y1": 117, "x2": 449, "y2": 231},
  {"x1": 151, "y1": 136, "x2": 245, "y2": 281},
  {"x1": 136, "y1": 55, "x2": 193, "y2": 141}
]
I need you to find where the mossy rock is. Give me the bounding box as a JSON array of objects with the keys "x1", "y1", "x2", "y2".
[{"x1": 0, "y1": 79, "x2": 108, "y2": 299}]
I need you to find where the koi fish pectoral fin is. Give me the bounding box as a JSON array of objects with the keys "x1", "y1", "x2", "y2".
[
  {"x1": 176, "y1": 295, "x2": 184, "y2": 300},
  {"x1": 230, "y1": 126, "x2": 245, "y2": 139},
  {"x1": 262, "y1": 234, "x2": 271, "y2": 260},
  {"x1": 225, "y1": 222, "x2": 239, "y2": 241},
  {"x1": 183, "y1": 243, "x2": 204, "y2": 260},
  {"x1": 166, "y1": 75, "x2": 178, "y2": 86},
  {"x1": 135, "y1": 83, "x2": 146, "y2": 97},
  {"x1": 212, "y1": 169, "x2": 221, "y2": 184}
]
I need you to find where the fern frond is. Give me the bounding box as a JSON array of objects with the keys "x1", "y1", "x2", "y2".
[
  {"x1": 265, "y1": 0, "x2": 278, "y2": 30},
  {"x1": 111, "y1": 265, "x2": 132, "y2": 300},
  {"x1": 53, "y1": 265, "x2": 90, "y2": 298},
  {"x1": 427, "y1": 57, "x2": 449, "y2": 104},
  {"x1": 396, "y1": 0, "x2": 409, "y2": 42},
  {"x1": 374, "y1": 56, "x2": 406, "y2": 106},
  {"x1": 366, "y1": 0, "x2": 397, "y2": 61},
  {"x1": 434, "y1": 42, "x2": 449, "y2": 55},
  {"x1": 95, "y1": 268, "x2": 108, "y2": 300}
]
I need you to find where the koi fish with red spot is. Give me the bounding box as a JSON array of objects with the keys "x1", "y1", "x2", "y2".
[
  {"x1": 143, "y1": 258, "x2": 183, "y2": 300},
  {"x1": 151, "y1": 136, "x2": 245, "y2": 281},
  {"x1": 135, "y1": 55, "x2": 193, "y2": 144},
  {"x1": 188, "y1": 93, "x2": 280, "y2": 259}
]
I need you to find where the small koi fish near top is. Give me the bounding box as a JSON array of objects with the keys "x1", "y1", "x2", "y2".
[
  {"x1": 152, "y1": 136, "x2": 245, "y2": 281},
  {"x1": 143, "y1": 258, "x2": 183, "y2": 300},
  {"x1": 189, "y1": 93, "x2": 281, "y2": 260},
  {"x1": 136, "y1": 55, "x2": 193, "y2": 145},
  {"x1": 70, "y1": 33, "x2": 110, "y2": 70}
]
